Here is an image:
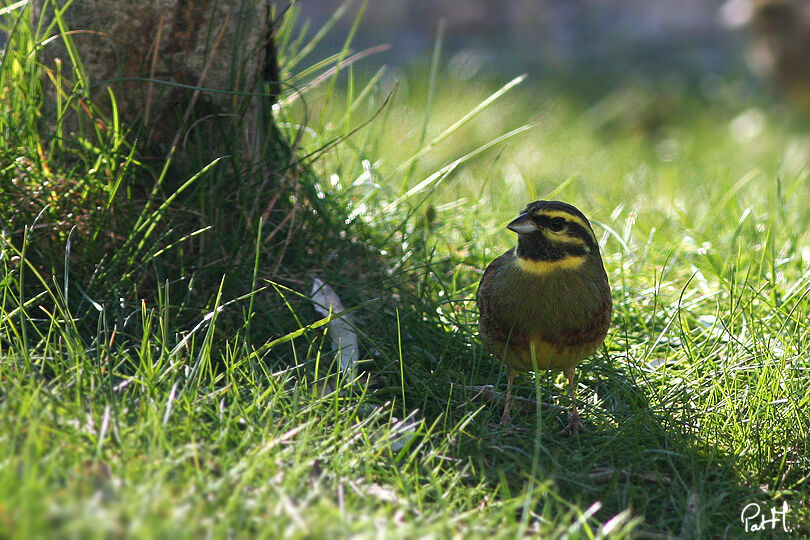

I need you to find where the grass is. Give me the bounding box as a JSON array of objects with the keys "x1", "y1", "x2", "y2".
[{"x1": 2, "y1": 1, "x2": 809, "y2": 538}]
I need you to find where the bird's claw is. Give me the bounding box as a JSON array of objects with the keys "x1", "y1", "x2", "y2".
[{"x1": 557, "y1": 411, "x2": 585, "y2": 436}]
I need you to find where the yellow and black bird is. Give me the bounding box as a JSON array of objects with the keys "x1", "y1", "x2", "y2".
[{"x1": 476, "y1": 200, "x2": 612, "y2": 433}]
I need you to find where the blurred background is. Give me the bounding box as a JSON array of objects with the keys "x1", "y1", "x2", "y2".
[
  {"x1": 281, "y1": 0, "x2": 810, "y2": 225},
  {"x1": 299, "y1": 0, "x2": 737, "y2": 79},
  {"x1": 295, "y1": 0, "x2": 784, "y2": 96}
]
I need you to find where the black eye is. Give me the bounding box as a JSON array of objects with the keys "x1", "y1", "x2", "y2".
[{"x1": 549, "y1": 217, "x2": 566, "y2": 231}]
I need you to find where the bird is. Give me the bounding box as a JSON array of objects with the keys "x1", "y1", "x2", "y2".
[{"x1": 476, "y1": 200, "x2": 612, "y2": 433}]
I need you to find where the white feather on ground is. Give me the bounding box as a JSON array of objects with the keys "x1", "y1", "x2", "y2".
[
  {"x1": 309, "y1": 278, "x2": 419, "y2": 452},
  {"x1": 311, "y1": 277, "x2": 358, "y2": 379}
]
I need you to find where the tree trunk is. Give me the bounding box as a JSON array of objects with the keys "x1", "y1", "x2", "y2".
[{"x1": 32, "y1": 0, "x2": 276, "y2": 159}]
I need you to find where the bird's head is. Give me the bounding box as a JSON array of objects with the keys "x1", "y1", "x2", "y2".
[{"x1": 507, "y1": 200, "x2": 601, "y2": 275}]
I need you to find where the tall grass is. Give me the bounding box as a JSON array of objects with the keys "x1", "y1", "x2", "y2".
[{"x1": 2, "y1": 1, "x2": 809, "y2": 537}]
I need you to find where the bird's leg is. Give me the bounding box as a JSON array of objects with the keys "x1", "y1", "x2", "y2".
[
  {"x1": 500, "y1": 369, "x2": 515, "y2": 427},
  {"x1": 558, "y1": 368, "x2": 584, "y2": 435}
]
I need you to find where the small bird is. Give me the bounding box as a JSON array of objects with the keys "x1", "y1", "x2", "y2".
[{"x1": 476, "y1": 200, "x2": 612, "y2": 433}]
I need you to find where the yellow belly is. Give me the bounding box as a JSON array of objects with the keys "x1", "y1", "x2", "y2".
[{"x1": 501, "y1": 338, "x2": 601, "y2": 372}]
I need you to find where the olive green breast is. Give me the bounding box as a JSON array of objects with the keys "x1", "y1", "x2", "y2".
[
  {"x1": 489, "y1": 254, "x2": 609, "y2": 340},
  {"x1": 477, "y1": 249, "x2": 612, "y2": 371}
]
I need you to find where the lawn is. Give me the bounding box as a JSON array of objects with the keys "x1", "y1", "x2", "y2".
[{"x1": 1, "y1": 3, "x2": 808, "y2": 538}]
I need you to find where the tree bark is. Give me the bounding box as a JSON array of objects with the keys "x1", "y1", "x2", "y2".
[{"x1": 32, "y1": 0, "x2": 276, "y2": 158}]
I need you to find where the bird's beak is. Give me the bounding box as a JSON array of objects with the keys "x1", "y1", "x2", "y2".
[{"x1": 507, "y1": 212, "x2": 539, "y2": 234}]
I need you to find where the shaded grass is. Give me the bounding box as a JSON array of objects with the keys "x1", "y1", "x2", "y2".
[{"x1": 2, "y1": 1, "x2": 810, "y2": 538}]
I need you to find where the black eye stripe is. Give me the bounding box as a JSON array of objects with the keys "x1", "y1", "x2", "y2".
[
  {"x1": 533, "y1": 215, "x2": 568, "y2": 230},
  {"x1": 531, "y1": 215, "x2": 596, "y2": 249},
  {"x1": 567, "y1": 222, "x2": 597, "y2": 249}
]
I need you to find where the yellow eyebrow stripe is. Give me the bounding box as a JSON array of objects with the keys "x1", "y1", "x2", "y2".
[
  {"x1": 533, "y1": 210, "x2": 597, "y2": 244},
  {"x1": 514, "y1": 255, "x2": 586, "y2": 275}
]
